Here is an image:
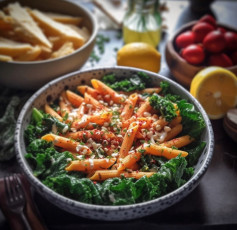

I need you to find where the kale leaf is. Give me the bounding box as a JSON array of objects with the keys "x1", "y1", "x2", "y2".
[
  {"x1": 177, "y1": 100, "x2": 206, "y2": 139},
  {"x1": 102, "y1": 72, "x2": 151, "y2": 92},
  {"x1": 149, "y1": 94, "x2": 177, "y2": 122},
  {"x1": 44, "y1": 175, "x2": 102, "y2": 204},
  {"x1": 183, "y1": 141, "x2": 206, "y2": 166}
]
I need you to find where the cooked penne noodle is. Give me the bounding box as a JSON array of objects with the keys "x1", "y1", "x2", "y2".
[
  {"x1": 89, "y1": 170, "x2": 154, "y2": 181},
  {"x1": 121, "y1": 93, "x2": 138, "y2": 121},
  {"x1": 161, "y1": 135, "x2": 194, "y2": 148},
  {"x1": 140, "y1": 87, "x2": 161, "y2": 94},
  {"x1": 164, "y1": 124, "x2": 183, "y2": 142},
  {"x1": 44, "y1": 104, "x2": 63, "y2": 121},
  {"x1": 76, "y1": 102, "x2": 87, "y2": 119},
  {"x1": 91, "y1": 79, "x2": 125, "y2": 104},
  {"x1": 119, "y1": 122, "x2": 139, "y2": 158},
  {"x1": 65, "y1": 158, "x2": 116, "y2": 172},
  {"x1": 66, "y1": 90, "x2": 84, "y2": 107},
  {"x1": 142, "y1": 143, "x2": 188, "y2": 159},
  {"x1": 117, "y1": 151, "x2": 141, "y2": 171},
  {"x1": 136, "y1": 98, "x2": 152, "y2": 117},
  {"x1": 65, "y1": 129, "x2": 117, "y2": 141},
  {"x1": 77, "y1": 85, "x2": 100, "y2": 98},
  {"x1": 41, "y1": 133, "x2": 92, "y2": 154},
  {"x1": 169, "y1": 116, "x2": 182, "y2": 128},
  {"x1": 84, "y1": 92, "x2": 106, "y2": 110},
  {"x1": 71, "y1": 111, "x2": 112, "y2": 130},
  {"x1": 59, "y1": 91, "x2": 73, "y2": 117}
]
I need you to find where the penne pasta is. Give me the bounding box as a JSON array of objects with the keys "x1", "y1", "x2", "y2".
[
  {"x1": 59, "y1": 91, "x2": 73, "y2": 117},
  {"x1": 140, "y1": 87, "x2": 161, "y2": 94},
  {"x1": 169, "y1": 116, "x2": 182, "y2": 128},
  {"x1": 161, "y1": 135, "x2": 194, "y2": 148},
  {"x1": 65, "y1": 158, "x2": 116, "y2": 172},
  {"x1": 117, "y1": 151, "x2": 141, "y2": 171},
  {"x1": 164, "y1": 124, "x2": 183, "y2": 142},
  {"x1": 84, "y1": 92, "x2": 106, "y2": 110},
  {"x1": 119, "y1": 122, "x2": 139, "y2": 159},
  {"x1": 41, "y1": 133, "x2": 92, "y2": 154},
  {"x1": 65, "y1": 129, "x2": 118, "y2": 141},
  {"x1": 25, "y1": 66, "x2": 206, "y2": 206},
  {"x1": 136, "y1": 98, "x2": 152, "y2": 117},
  {"x1": 121, "y1": 93, "x2": 138, "y2": 121},
  {"x1": 91, "y1": 79, "x2": 125, "y2": 104},
  {"x1": 89, "y1": 170, "x2": 154, "y2": 181},
  {"x1": 66, "y1": 90, "x2": 84, "y2": 107},
  {"x1": 142, "y1": 143, "x2": 188, "y2": 159},
  {"x1": 44, "y1": 104, "x2": 63, "y2": 121},
  {"x1": 77, "y1": 85, "x2": 100, "y2": 98}
]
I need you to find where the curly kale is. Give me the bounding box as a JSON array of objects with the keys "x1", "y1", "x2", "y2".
[
  {"x1": 149, "y1": 94, "x2": 177, "y2": 122},
  {"x1": 25, "y1": 108, "x2": 69, "y2": 144},
  {"x1": 102, "y1": 72, "x2": 151, "y2": 92}
]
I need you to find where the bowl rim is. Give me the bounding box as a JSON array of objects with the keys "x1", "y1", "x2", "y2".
[
  {"x1": 167, "y1": 20, "x2": 237, "y2": 71},
  {"x1": 15, "y1": 66, "x2": 214, "y2": 212},
  {"x1": 0, "y1": 0, "x2": 98, "y2": 65}
]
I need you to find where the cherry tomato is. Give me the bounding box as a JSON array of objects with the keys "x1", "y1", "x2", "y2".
[
  {"x1": 181, "y1": 44, "x2": 205, "y2": 65},
  {"x1": 217, "y1": 27, "x2": 226, "y2": 34},
  {"x1": 199, "y1": 14, "x2": 216, "y2": 27},
  {"x1": 203, "y1": 30, "x2": 226, "y2": 53},
  {"x1": 192, "y1": 22, "x2": 215, "y2": 42},
  {"x1": 224, "y1": 31, "x2": 237, "y2": 50},
  {"x1": 175, "y1": 30, "x2": 195, "y2": 49},
  {"x1": 208, "y1": 53, "x2": 233, "y2": 67},
  {"x1": 230, "y1": 51, "x2": 237, "y2": 65}
]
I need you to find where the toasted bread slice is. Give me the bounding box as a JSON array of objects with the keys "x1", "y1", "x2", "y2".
[
  {"x1": 5, "y1": 3, "x2": 52, "y2": 48},
  {"x1": 67, "y1": 24, "x2": 90, "y2": 42},
  {"x1": 0, "y1": 36, "x2": 35, "y2": 57},
  {"x1": 15, "y1": 45, "x2": 41, "y2": 61},
  {"x1": 0, "y1": 54, "x2": 13, "y2": 61},
  {"x1": 44, "y1": 12, "x2": 82, "y2": 25},
  {"x1": 29, "y1": 9, "x2": 85, "y2": 48},
  {"x1": 51, "y1": 41, "x2": 74, "y2": 59},
  {"x1": 0, "y1": 10, "x2": 13, "y2": 30}
]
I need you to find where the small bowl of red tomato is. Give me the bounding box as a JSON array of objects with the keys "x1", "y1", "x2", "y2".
[{"x1": 165, "y1": 14, "x2": 237, "y2": 87}]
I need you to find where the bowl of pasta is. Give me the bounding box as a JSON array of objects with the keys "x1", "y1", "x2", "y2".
[
  {"x1": 0, "y1": 0, "x2": 97, "y2": 89},
  {"x1": 15, "y1": 66, "x2": 214, "y2": 221}
]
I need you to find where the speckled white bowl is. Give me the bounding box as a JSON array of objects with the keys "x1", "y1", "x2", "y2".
[
  {"x1": 0, "y1": 0, "x2": 97, "y2": 90},
  {"x1": 15, "y1": 66, "x2": 214, "y2": 221}
]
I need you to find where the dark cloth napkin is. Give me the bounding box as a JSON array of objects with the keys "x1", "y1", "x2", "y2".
[{"x1": 0, "y1": 173, "x2": 47, "y2": 230}]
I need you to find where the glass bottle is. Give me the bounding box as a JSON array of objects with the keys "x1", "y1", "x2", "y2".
[{"x1": 123, "y1": 0, "x2": 162, "y2": 47}]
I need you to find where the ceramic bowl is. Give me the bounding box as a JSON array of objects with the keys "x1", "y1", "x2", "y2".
[
  {"x1": 0, "y1": 0, "x2": 97, "y2": 90},
  {"x1": 15, "y1": 66, "x2": 214, "y2": 221},
  {"x1": 165, "y1": 21, "x2": 237, "y2": 87}
]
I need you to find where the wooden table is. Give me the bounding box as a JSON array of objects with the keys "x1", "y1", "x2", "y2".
[{"x1": 0, "y1": 1, "x2": 237, "y2": 229}]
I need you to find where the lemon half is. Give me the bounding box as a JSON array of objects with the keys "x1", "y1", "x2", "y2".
[{"x1": 190, "y1": 67, "x2": 237, "y2": 119}]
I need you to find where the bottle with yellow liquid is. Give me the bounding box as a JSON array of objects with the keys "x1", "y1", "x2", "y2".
[{"x1": 123, "y1": 0, "x2": 162, "y2": 47}]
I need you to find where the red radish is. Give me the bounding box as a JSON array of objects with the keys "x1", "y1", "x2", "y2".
[
  {"x1": 224, "y1": 31, "x2": 237, "y2": 50},
  {"x1": 199, "y1": 14, "x2": 216, "y2": 27},
  {"x1": 192, "y1": 22, "x2": 215, "y2": 42},
  {"x1": 208, "y1": 53, "x2": 233, "y2": 67},
  {"x1": 175, "y1": 30, "x2": 195, "y2": 49},
  {"x1": 231, "y1": 51, "x2": 237, "y2": 65},
  {"x1": 181, "y1": 44, "x2": 205, "y2": 65},
  {"x1": 203, "y1": 30, "x2": 226, "y2": 53}
]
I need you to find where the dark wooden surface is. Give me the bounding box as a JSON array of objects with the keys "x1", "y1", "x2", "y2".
[{"x1": 0, "y1": 1, "x2": 237, "y2": 229}]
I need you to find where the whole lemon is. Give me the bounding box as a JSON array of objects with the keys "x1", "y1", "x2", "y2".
[{"x1": 117, "y1": 42, "x2": 161, "y2": 73}]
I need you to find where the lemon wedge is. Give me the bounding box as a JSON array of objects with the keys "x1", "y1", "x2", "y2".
[
  {"x1": 117, "y1": 42, "x2": 161, "y2": 73},
  {"x1": 190, "y1": 67, "x2": 237, "y2": 119}
]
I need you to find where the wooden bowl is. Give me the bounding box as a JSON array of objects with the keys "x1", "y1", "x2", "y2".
[{"x1": 165, "y1": 21, "x2": 237, "y2": 87}]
